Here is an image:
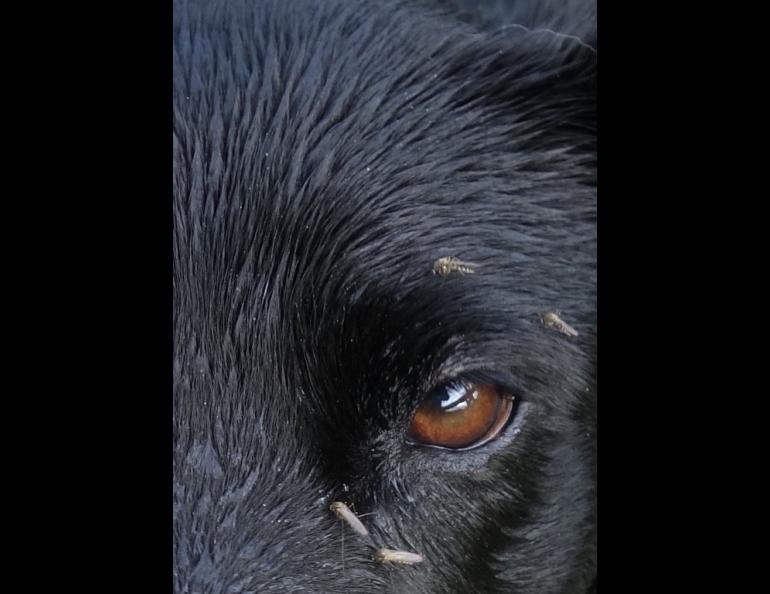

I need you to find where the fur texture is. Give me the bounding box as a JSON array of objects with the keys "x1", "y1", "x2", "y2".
[{"x1": 173, "y1": 0, "x2": 596, "y2": 592}]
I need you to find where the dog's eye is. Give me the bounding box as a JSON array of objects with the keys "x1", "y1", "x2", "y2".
[{"x1": 407, "y1": 380, "x2": 516, "y2": 450}]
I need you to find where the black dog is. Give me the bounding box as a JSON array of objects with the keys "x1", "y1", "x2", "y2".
[{"x1": 173, "y1": 1, "x2": 596, "y2": 592}]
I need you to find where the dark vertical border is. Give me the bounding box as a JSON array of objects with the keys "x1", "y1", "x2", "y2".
[
  {"x1": 597, "y1": 0, "x2": 708, "y2": 589},
  {"x1": 64, "y1": 2, "x2": 174, "y2": 589}
]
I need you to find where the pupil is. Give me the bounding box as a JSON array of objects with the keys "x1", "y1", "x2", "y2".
[{"x1": 439, "y1": 382, "x2": 472, "y2": 412}]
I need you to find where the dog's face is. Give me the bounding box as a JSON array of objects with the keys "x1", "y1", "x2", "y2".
[{"x1": 173, "y1": 1, "x2": 596, "y2": 592}]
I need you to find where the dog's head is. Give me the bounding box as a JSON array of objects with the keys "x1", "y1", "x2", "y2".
[{"x1": 173, "y1": 1, "x2": 596, "y2": 592}]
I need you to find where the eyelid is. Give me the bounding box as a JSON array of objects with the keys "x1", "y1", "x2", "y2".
[
  {"x1": 412, "y1": 370, "x2": 524, "y2": 420},
  {"x1": 446, "y1": 370, "x2": 523, "y2": 402}
]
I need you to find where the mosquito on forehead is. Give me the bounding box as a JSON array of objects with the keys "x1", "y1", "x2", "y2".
[
  {"x1": 432, "y1": 256, "x2": 478, "y2": 277},
  {"x1": 540, "y1": 311, "x2": 579, "y2": 337}
]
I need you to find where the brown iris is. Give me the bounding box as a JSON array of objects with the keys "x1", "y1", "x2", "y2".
[{"x1": 407, "y1": 381, "x2": 514, "y2": 450}]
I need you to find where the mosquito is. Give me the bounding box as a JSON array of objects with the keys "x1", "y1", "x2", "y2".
[
  {"x1": 374, "y1": 548, "x2": 424, "y2": 565},
  {"x1": 540, "y1": 311, "x2": 579, "y2": 337},
  {"x1": 432, "y1": 256, "x2": 478, "y2": 277}
]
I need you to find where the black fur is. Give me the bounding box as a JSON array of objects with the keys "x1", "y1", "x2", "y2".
[{"x1": 173, "y1": 0, "x2": 596, "y2": 592}]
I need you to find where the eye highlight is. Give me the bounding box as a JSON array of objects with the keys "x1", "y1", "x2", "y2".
[{"x1": 407, "y1": 380, "x2": 516, "y2": 450}]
